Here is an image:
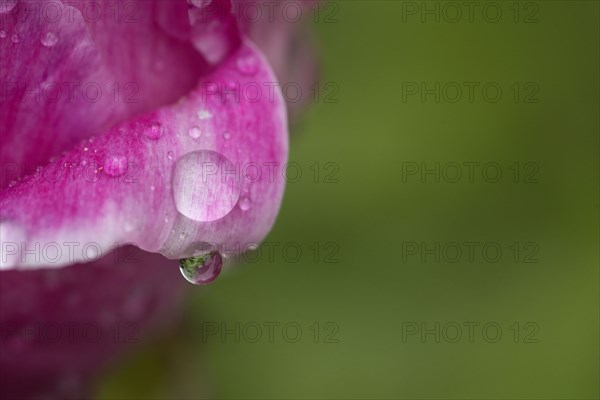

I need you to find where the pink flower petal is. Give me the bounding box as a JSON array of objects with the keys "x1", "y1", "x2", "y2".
[
  {"x1": 241, "y1": 0, "x2": 320, "y2": 120},
  {"x1": 0, "y1": 0, "x2": 208, "y2": 189},
  {"x1": 0, "y1": 41, "x2": 288, "y2": 270},
  {"x1": 0, "y1": 247, "x2": 187, "y2": 399}
]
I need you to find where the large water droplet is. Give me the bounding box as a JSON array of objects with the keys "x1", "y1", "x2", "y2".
[
  {"x1": 144, "y1": 121, "x2": 163, "y2": 140},
  {"x1": 103, "y1": 155, "x2": 128, "y2": 177},
  {"x1": 179, "y1": 249, "x2": 222, "y2": 285},
  {"x1": 188, "y1": 125, "x2": 202, "y2": 139},
  {"x1": 41, "y1": 32, "x2": 58, "y2": 47},
  {"x1": 236, "y1": 53, "x2": 259, "y2": 76},
  {"x1": 172, "y1": 150, "x2": 241, "y2": 222},
  {"x1": 0, "y1": 0, "x2": 17, "y2": 14}
]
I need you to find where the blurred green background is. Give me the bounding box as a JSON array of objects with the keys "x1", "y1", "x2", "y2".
[{"x1": 96, "y1": 1, "x2": 599, "y2": 398}]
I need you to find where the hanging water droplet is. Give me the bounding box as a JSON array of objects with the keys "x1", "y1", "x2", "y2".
[
  {"x1": 188, "y1": 125, "x2": 202, "y2": 139},
  {"x1": 223, "y1": 131, "x2": 232, "y2": 140},
  {"x1": 0, "y1": 30, "x2": 7, "y2": 38},
  {"x1": 167, "y1": 151, "x2": 174, "y2": 160},
  {"x1": 11, "y1": 34, "x2": 19, "y2": 43},
  {"x1": 41, "y1": 32, "x2": 58, "y2": 47},
  {"x1": 144, "y1": 121, "x2": 163, "y2": 140},
  {"x1": 236, "y1": 53, "x2": 258, "y2": 76},
  {"x1": 103, "y1": 155, "x2": 128, "y2": 177},
  {"x1": 239, "y1": 196, "x2": 252, "y2": 211},
  {"x1": 179, "y1": 249, "x2": 222, "y2": 285},
  {"x1": 172, "y1": 150, "x2": 241, "y2": 222},
  {"x1": 197, "y1": 110, "x2": 212, "y2": 120}
]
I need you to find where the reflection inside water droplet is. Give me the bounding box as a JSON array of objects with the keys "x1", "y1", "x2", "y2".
[
  {"x1": 179, "y1": 249, "x2": 222, "y2": 285},
  {"x1": 172, "y1": 150, "x2": 240, "y2": 222}
]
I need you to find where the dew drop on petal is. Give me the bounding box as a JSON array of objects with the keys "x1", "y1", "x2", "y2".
[
  {"x1": 179, "y1": 249, "x2": 222, "y2": 285},
  {"x1": 103, "y1": 155, "x2": 128, "y2": 177},
  {"x1": 188, "y1": 126, "x2": 202, "y2": 139},
  {"x1": 0, "y1": 30, "x2": 7, "y2": 38},
  {"x1": 236, "y1": 53, "x2": 258, "y2": 76},
  {"x1": 167, "y1": 151, "x2": 174, "y2": 160},
  {"x1": 223, "y1": 131, "x2": 231, "y2": 140},
  {"x1": 10, "y1": 34, "x2": 19, "y2": 43},
  {"x1": 239, "y1": 196, "x2": 252, "y2": 211},
  {"x1": 41, "y1": 32, "x2": 58, "y2": 47},
  {"x1": 172, "y1": 150, "x2": 241, "y2": 222},
  {"x1": 144, "y1": 121, "x2": 163, "y2": 140}
]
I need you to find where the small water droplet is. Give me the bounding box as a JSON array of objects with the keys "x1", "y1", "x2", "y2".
[
  {"x1": 11, "y1": 34, "x2": 19, "y2": 43},
  {"x1": 188, "y1": 125, "x2": 202, "y2": 139},
  {"x1": 223, "y1": 131, "x2": 231, "y2": 140},
  {"x1": 239, "y1": 196, "x2": 252, "y2": 211},
  {"x1": 179, "y1": 250, "x2": 222, "y2": 285},
  {"x1": 236, "y1": 53, "x2": 258, "y2": 76},
  {"x1": 83, "y1": 147, "x2": 88, "y2": 152},
  {"x1": 8, "y1": 180, "x2": 16, "y2": 187},
  {"x1": 144, "y1": 121, "x2": 163, "y2": 140},
  {"x1": 179, "y1": 232, "x2": 187, "y2": 239},
  {"x1": 0, "y1": 30, "x2": 7, "y2": 39},
  {"x1": 197, "y1": 110, "x2": 212, "y2": 120},
  {"x1": 167, "y1": 151, "x2": 174, "y2": 160},
  {"x1": 103, "y1": 155, "x2": 128, "y2": 177},
  {"x1": 41, "y1": 32, "x2": 58, "y2": 47}
]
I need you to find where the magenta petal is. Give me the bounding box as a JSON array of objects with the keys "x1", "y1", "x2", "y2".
[
  {"x1": 0, "y1": 0, "x2": 207, "y2": 188},
  {"x1": 0, "y1": 41, "x2": 288, "y2": 270},
  {"x1": 0, "y1": 248, "x2": 187, "y2": 399},
  {"x1": 242, "y1": 0, "x2": 319, "y2": 119}
]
